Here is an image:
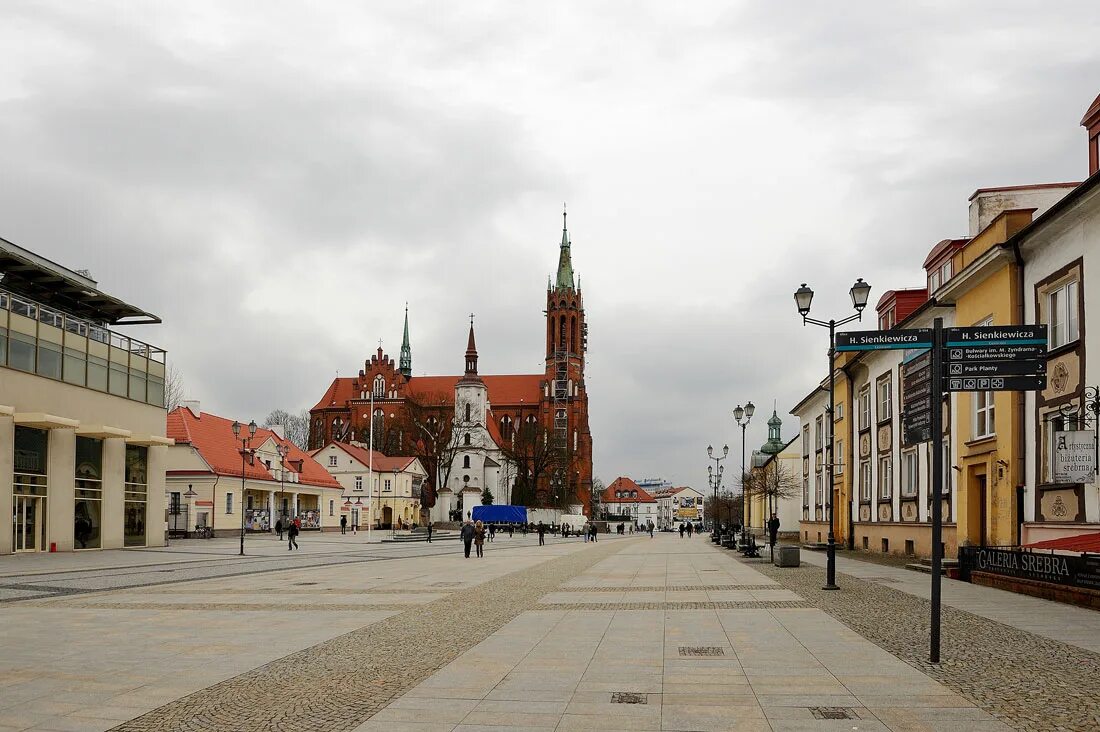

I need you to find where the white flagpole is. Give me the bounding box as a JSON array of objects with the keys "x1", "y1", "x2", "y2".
[{"x1": 368, "y1": 389, "x2": 374, "y2": 544}]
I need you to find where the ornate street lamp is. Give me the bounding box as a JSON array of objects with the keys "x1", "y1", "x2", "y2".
[
  {"x1": 707, "y1": 444, "x2": 728, "y2": 542},
  {"x1": 232, "y1": 419, "x2": 258, "y2": 556},
  {"x1": 734, "y1": 402, "x2": 755, "y2": 546},
  {"x1": 794, "y1": 277, "x2": 871, "y2": 590}
]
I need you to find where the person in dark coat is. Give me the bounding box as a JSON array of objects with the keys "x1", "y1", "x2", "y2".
[
  {"x1": 679, "y1": 523, "x2": 685, "y2": 538},
  {"x1": 287, "y1": 521, "x2": 299, "y2": 550},
  {"x1": 340, "y1": 515, "x2": 347, "y2": 535},
  {"x1": 686, "y1": 522, "x2": 694, "y2": 537},
  {"x1": 426, "y1": 520, "x2": 433, "y2": 543},
  {"x1": 275, "y1": 518, "x2": 284, "y2": 541},
  {"x1": 474, "y1": 520, "x2": 486, "y2": 558},
  {"x1": 461, "y1": 521, "x2": 475, "y2": 558},
  {"x1": 768, "y1": 513, "x2": 781, "y2": 548},
  {"x1": 537, "y1": 521, "x2": 546, "y2": 546}
]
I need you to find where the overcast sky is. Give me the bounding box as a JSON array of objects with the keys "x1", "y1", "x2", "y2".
[{"x1": 3, "y1": 2, "x2": 1098, "y2": 490}]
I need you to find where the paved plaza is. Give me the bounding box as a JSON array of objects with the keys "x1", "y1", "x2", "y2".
[{"x1": 0, "y1": 533, "x2": 1097, "y2": 731}]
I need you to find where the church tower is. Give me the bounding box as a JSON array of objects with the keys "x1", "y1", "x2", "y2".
[
  {"x1": 399, "y1": 305, "x2": 412, "y2": 378},
  {"x1": 545, "y1": 206, "x2": 592, "y2": 512}
]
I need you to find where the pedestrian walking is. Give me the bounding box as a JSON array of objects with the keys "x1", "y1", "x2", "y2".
[
  {"x1": 287, "y1": 520, "x2": 299, "y2": 550},
  {"x1": 648, "y1": 521, "x2": 654, "y2": 538},
  {"x1": 474, "y1": 520, "x2": 486, "y2": 558},
  {"x1": 537, "y1": 521, "x2": 546, "y2": 546},
  {"x1": 340, "y1": 515, "x2": 347, "y2": 535},
  {"x1": 679, "y1": 523, "x2": 685, "y2": 538},
  {"x1": 509, "y1": 524, "x2": 514, "y2": 538},
  {"x1": 461, "y1": 520, "x2": 475, "y2": 558},
  {"x1": 275, "y1": 518, "x2": 284, "y2": 541},
  {"x1": 768, "y1": 513, "x2": 780, "y2": 551},
  {"x1": 590, "y1": 522, "x2": 598, "y2": 542},
  {"x1": 488, "y1": 523, "x2": 496, "y2": 542},
  {"x1": 426, "y1": 520, "x2": 433, "y2": 543},
  {"x1": 686, "y1": 522, "x2": 694, "y2": 538}
]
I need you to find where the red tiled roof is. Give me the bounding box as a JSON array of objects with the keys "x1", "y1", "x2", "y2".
[
  {"x1": 312, "y1": 373, "x2": 543, "y2": 412},
  {"x1": 167, "y1": 407, "x2": 340, "y2": 489},
  {"x1": 1025, "y1": 531, "x2": 1100, "y2": 553},
  {"x1": 315, "y1": 441, "x2": 418, "y2": 473},
  {"x1": 485, "y1": 409, "x2": 506, "y2": 448},
  {"x1": 602, "y1": 477, "x2": 656, "y2": 503}
]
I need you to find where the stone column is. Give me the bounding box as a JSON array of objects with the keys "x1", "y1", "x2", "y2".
[
  {"x1": 291, "y1": 492, "x2": 299, "y2": 519},
  {"x1": 101, "y1": 438, "x2": 125, "y2": 549},
  {"x1": 268, "y1": 490, "x2": 275, "y2": 531},
  {"x1": 0, "y1": 413, "x2": 14, "y2": 555},
  {"x1": 47, "y1": 428, "x2": 77, "y2": 552},
  {"x1": 146, "y1": 445, "x2": 167, "y2": 547}
]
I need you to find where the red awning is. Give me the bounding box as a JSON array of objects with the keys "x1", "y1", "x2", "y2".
[{"x1": 1025, "y1": 531, "x2": 1100, "y2": 553}]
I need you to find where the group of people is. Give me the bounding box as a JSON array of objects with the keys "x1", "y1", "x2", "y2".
[
  {"x1": 460, "y1": 519, "x2": 487, "y2": 558},
  {"x1": 677, "y1": 522, "x2": 698, "y2": 538}
]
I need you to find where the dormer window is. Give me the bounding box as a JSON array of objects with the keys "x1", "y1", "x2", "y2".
[
  {"x1": 929, "y1": 271, "x2": 940, "y2": 293},
  {"x1": 878, "y1": 307, "x2": 895, "y2": 330}
]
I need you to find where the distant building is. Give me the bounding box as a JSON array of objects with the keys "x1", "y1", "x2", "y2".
[
  {"x1": 311, "y1": 441, "x2": 426, "y2": 529},
  {"x1": 653, "y1": 486, "x2": 705, "y2": 530},
  {"x1": 602, "y1": 477, "x2": 657, "y2": 527}
]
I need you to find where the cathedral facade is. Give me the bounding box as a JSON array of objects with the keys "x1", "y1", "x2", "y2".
[{"x1": 308, "y1": 212, "x2": 593, "y2": 519}]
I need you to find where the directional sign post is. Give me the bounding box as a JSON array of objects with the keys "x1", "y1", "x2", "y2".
[
  {"x1": 835, "y1": 329, "x2": 933, "y2": 352},
  {"x1": 944, "y1": 325, "x2": 1047, "y2": 393},
  {"x1": 902, "y1": 350, "x2": 933, "y2": 445}
]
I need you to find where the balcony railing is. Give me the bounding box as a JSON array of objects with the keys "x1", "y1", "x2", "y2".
[{"x1": 0, "y1": 287, "x2": 167, "y2": 407}]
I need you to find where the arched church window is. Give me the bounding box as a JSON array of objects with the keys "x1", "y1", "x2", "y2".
[
  {"x1": 373, "y1": 375, "x2": 385, "y2": 398},
  {"x1": 465, "y1": 402, "x2": 472, "y2": 422},
  {"x1": 464, "y1": 433, "x2": 471, "y2": 446},
  {"x1": 463, "y1": 455, "x2": 470, "y2": 469},
  {"x1": 570, "y1": 316, "x2": 577, "y2": 353},
  {"x1": 559, "y1": 315, "x2": 567, "y2": 352}
]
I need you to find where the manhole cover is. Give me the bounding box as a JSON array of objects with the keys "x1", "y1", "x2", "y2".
[
  {"x1": 679, "y1": 646, "x2": 725, "y2": 657},
  {"x1": 610, "y1": 692, "x2": 647, "y2": 704},
  {"x1": 294, "y1": 582, "x2": 318, "y2": 586},
  {"x1": 810, "y1": 707, "x2": 858, "y2": 720}
]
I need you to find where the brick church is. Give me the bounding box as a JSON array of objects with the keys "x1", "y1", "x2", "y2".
[{"x1": 308, "y1": 211, "x2": 593, "y2": 518}]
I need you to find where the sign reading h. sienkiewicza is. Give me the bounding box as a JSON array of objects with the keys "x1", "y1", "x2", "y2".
[
  {"x1": 836, "y1": 328, "x2": 932, "y2": 352},
  {"x1": 945, "y1": 325, "x2": 1047, "y2": 346}
]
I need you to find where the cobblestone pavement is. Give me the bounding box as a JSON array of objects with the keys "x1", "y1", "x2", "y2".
[
  {"x1": 109, "y1": 538, "x2": 631, "y2": 732},
  {"x1": 741, "y1": 550, "x2": 1100, "y2": 731}
]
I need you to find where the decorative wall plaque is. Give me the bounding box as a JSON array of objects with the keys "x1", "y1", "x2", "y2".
[
  {"x1": 860, "y1": 433, "x2": 871, "y2": 458},
  {"x1": 1039, "y1": 488, "x2": 1080, "y2": 522},
  {"x1": 877, "y1": 424, "x2": 892, "y2": 453},
  {"x1": 859, "y1": 504, "x2": 871, "y2": 521},
  {"x1": 901, "y1": 501, "x2": 917, "y2": 521},
  {"x1": 877, "y1": 503, "x2": 892, "y2": 521}
]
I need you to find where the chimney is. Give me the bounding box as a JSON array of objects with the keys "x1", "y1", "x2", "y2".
[
  {"x1": 268, "y1": 424, "x2": 285, "y2": 440},
  {"x1": 181, "y1": 400, "x2": 201, "y2": 417}
]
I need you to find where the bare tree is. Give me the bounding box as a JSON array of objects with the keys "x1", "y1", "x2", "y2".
[
  {"x1": 391, "y1": 392, "x2": 459, "y2": 511},
  {"x1": 498, "y1": 419, "x2": 573, "y2": 508},
  {"x1": 743, "y1": 460, "x2": 800, "y2": 518},
  {"x1": 164, "y1": 363, "x2": 186, "y2": 412},
  {"x1": 590, "y1": 477, "x2": 606, "y2": 518},
  {"x1": 263, "y1": 409, "x2": 310, "y2": 449},
  {"x1": 704, "y1": 494, "x2": 743, "y2": 526}
]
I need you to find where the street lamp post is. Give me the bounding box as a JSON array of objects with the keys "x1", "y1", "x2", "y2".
[
  {"x1": 232, "y1": 419, "x2": 258, "y2": 556},
  {"x1": 707, "y1": 444, "x2": 728, "y2": 542},
  {"x1": 794, "y1": 277, "x2": 872, "y2": 591},
  {"x1": 734, "y1": 402, "x2": 755, "y2": 546},
  {"x1": 184, "y1": 483, "x2": 197, "y2": 537},
  {"x1": 276, "y1": 441, "x2": 289, "y2": 529}
]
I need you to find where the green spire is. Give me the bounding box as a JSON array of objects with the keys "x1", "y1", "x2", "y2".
[
  {"x1": 399, "y1": 303, "x2": 412, "y2": 378},
  {"x1": 555, "y1": 204, "x2": 575, "y2": 290},
  {"x1": 760, "y1": 409, "x2": 785, "y2": 455}
]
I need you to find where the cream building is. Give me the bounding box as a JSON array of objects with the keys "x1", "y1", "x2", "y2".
[
  {"x1": 166, "y1": 404, "x2": 342, "y2": 534},
  {"x1": 1, "y1": 237, "x2": 171, "y2": 554},
  {"x1": 312, "y1": 441, "x2": 427, "y2": 529}
]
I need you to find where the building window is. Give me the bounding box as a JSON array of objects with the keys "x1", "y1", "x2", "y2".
[
  {"x1": 463, "y1": 455, "x2": 470, "y2": 469},
  {"x1": 834, "y1": 403, "x2": 843, "y2": 421},
  {"x1": 973, "y1": 390, "x2": 995, "y2": 439},
  {"x1": 464, "y1": 433, "x2": 471, "y2": 446},
  {"x1": 814, "y1": 471, "x2": 823, "y2": 507},
  {"x1": 802, "y1": 475, "x2": 809, "y2": 507},
  {"x1": 878, "y1": 456, "x2": 892, "y2": 499},
  {"x1": 833, "y1": 439, "x2": 843, "y2": 475},
  {"x1": 384, "y1": 479, "x2": 392, "y2": 491},
  {"x1": 329, "y1": 455, "x2": 337, "y2": 467},
  {"x1": 815, "y1": 416, "x2": 823, "y2": 450},
  {"x1": 859, "y1": 386, "x2": 871, "y2": 430},
  {"x1": 940, "y1": 260, "x2": 952, "y2": 284},
  {"x1": 878, "y1": 307, "x2": 895, "y2": 330},
  {"x1": 354, "y1": 475, "x2": 363, "y2": 491},
  {"x1": 802, "y1": 425, "x2": 810, "y2": 456},
  {"x1": 123, "y1": 445, "x2": 148, "y2": 547},
  {"x1": 877, "y1": 375, "x2": 892, "y2": 421},
  {"x1": 373, "y1": 375, "x2": 385, "y2": 398},
  {"x1": 929, "y1": 270, "x2": 941, "y2": 293},
  {"x1": 860, "y1": 459, "x2": 871, "y2": 501},
  {"x1": 1048, "y1": 280, "x2": 1080, "y2": 349},
  {"x1": 74, "y1": 436, "x2": 103, "y2": 550},
  {"x1": 329, "y1": 500, "x2": 334, "y2": 516},
  {"x1": 226, "y1": 493, "x2": 233, "y2": 514},
  {"x1": 902, "y1": 450, "x2": 918, "y2": 497}
]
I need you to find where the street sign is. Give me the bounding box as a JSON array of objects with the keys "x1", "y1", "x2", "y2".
[
  {"x1": 902, "y1": 350, "x2": 933, "y2": 445},
  {"x1": 946, "y1": 375, "x2": 1047, "y2": 392},
  {"x1": 945, "y1": 344, "x2": 1047, "y2": 362},
  {"x1": 944, "y1": 360, "x2": 1046, "y2": 377},
  {"x1": 946, "y1": 324, "x2": 1047, "y2": 346},
  {"x1": 836, "y1": 328, "x2": 933, "y2": 352}
]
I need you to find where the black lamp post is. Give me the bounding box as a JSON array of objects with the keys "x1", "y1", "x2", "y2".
[
  {"x1": 232, "y1": 419, "x2": 258, "y2": 556},
  {"x1": 733, "y1": 402, "x2": 755, "y2": 545},
  {"x1": 184, "y1": 483, "x2": 198, "y2": 538},
  {"x1": 276, "y1": 441, "x2": 289, "y2": 527},
  {"x1": 794, "y1": 277, "x2": 871, "y2": 590},
  {"x1": 707, "y1": 444, "x2": 728, "y2": 541}
]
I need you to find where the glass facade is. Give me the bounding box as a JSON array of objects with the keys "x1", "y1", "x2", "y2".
[
  {"x1": 13, "y1": 427, "x2": 49, "y2": 552},
  {"x1": 124, "y1": 445, "x2": 148, "y2": 547},
  {"x1": 75, "y1": 437, "x2": 103, "y2": 550},
  {"x1": 0, "y1": 288, "x2": 166, "y2": 407}
]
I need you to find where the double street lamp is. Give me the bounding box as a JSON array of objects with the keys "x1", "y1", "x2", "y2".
[
  {"x1": 707, "y1": 444, "x2": 728, "y2": 541},
  {"x1": 794, "y1": 277, "x2": 872, "y2": 590},
  {"x1": 232, "y1": 419, "x2": 258, "y2": 556},
  {"x1": 733, "y1": 402, "x2": 755, "y2": 545}
]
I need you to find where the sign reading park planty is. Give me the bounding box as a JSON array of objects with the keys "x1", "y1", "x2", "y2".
[{"x1": 835, "y1": 328, "x2": 932, "y2": 352}]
